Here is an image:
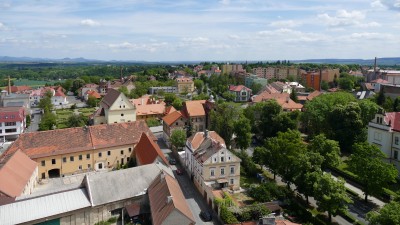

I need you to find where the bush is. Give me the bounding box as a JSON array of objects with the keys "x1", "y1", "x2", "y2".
[
  {"x1": 107, "y1": 217, "x2": 117, "y2": 223},
  {"x1": 220, "y1": 205, "x2": 239, "y2": 224},
  {"x1": 146, "y1": 118, "x2": 161, "y2": 127}
]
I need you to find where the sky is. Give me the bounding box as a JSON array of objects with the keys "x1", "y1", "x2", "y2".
[{"x1": 0, "y1": 0, "x2": 400, "y2": 61}]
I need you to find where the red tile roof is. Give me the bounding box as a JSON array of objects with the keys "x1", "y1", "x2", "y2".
[
  {"x1": 10, "y1": 86, "x2": 31, "y2": 93},
  {"x1": 0, "y1": 150, "x2": 37, "y2": 197},
  {"x1": 384, "y1": 112, "x2": 400, "y2": 132},
  {"x1": 164, "y1": 106, "x2": 177, "y2": 115},
  {"x1": 188, "y1": 131, "x2": 225, "y2": 151},
  {"x1": 371, "y1": 78, "x2": 389, "y2": 84},
  {"x1": 252, "y1": 92, "x2": 303, "y2": 111},
  {"x1": 86, "y1": 90, "x2": 101, "y2": 99},
  {"x1": 136, "y1": 104, "x2": 166, "y2": 116},
  {"x1": 135, "y1": 133, "x2": 169, "y2": 166},
  {"x1": 176, "y1": 77, "x2": 193, "y2": 83},
  {"x1": 0, "y1": 107, "x2": 25, "y2": 123},
  {"x1": 162, "y1": 111, "x2": 184, "y2": 126},
  {"x1": 148, "y1": 172, "x2": 195, "y2": 225},
  {"x1": 229, "y1": 85, "x2": 252, "y2": 92},
  {"x1": 4, "y1": 121, "x2": 156, "y2": 159},
  {"x1": 306, "y1": 90, "x2": 322, "y2": 101}
]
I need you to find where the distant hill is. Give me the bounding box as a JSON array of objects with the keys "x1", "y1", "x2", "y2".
[
  {"x1": 1, "y1": 56, "x2": 400, "y2": 66},
  {"x1": 292, "y1": 57, "x2": 400, "y2": 65}
]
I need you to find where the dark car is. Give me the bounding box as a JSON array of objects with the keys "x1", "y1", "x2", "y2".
[
  {"x1": 176, "y1": 168, "x2": 184, "y2": 175},
  {"x1": 169, "y1": 158, "x2": 176, "y2": 165},
  {"x1": 200, "y1": 211, "x2": 212, "y2": 221}
]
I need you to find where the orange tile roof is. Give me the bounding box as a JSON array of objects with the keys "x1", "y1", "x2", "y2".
[
  {"x1": 10, "y1": 86, "x2": 31, "y2": 93},
  {"x1": 184, "y1": 100, "x2": 206, "y2": 117},
  {"x1": 229, "y1": 85, "x2": 252, "y2": 92},
  {"x1": 148, "y1": 172, "x2": 195, "y2": 225},
  {"x1": 252, "y1": 92, "x2": 303, "y2": 111},
  {"x1": 162, "y1": 111, "x2": 184, "y2": 126},
  {"x1": 135, "y1": 133, "x2": 169, "y2": 166},
  {"x1": 276, "y1": 220, "x2": 302, "y2": 225},
  {"x1": 164, "y1": 106, "x2": 177, "y2": 115},
  {"x1": 136, "y1": 104, "x2": 166, "y2": 116},
  {"x1": 86, "y1": 90, "x2": 101, "y2": 99},
  {"x1": 0, "y1": 150, "x2": 37, "y2": 197},
  {"x1": 4, "y1": 121, "x2": 156, "y2": 159},
  {"x1": 188, "y1": 131, "x2": 225, "y2": 151},
  {"x1": 306, "y1": 90, "x2": 322, "y2": 101}
]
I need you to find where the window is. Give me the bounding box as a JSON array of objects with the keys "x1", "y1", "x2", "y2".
[
  {"x1": 52, "y1": 159, "x2": 56, "y2": 165},
  {"x1": 127, "y1": 157, "x2": 130, "y2": 162},
  {"x1": 70, "y1": 156, "x2": 74, "y2": 162},
  {"x1": 129, "y1": 148, "x2": 132, "y2": 152},
  {"x1": 214, "y1": 158, "x2": 217, "y2": 162},
  {"x1": 374, "y1": 132, "x2": 382, "y2": 141},
  {"x1": 98, "y1": 152, "x2": 102, "y2": 157},
  {"x1": 98, "y1": 163, "x2": 103, "y2": 169},
  {"x1": 395, "y1": 137, "x2": 399, "y2": 145},
  {"x1": 175, "y1": 122, "x2": 178, "y2": 125},
  {"x1": 221, "y1": 157, "x2": 224, "y2": 162},
  {"x1": 230, "y1": 167, "x2": 235, "y2": 174},
  {"x1": 88, "y1": 164, "x2": 91, "y2": 169},
  {"x1": 41, "y1": 173, "x2": 45, "y2": 179},
  {"x1": 79, "y1": 155, "x2": 82, "y2": 160},
  {"x1": 221, "y1": 168, "x2": 225, "y2": 175},
  {"x1": 86, "y1": 154, "x2": 90, "y2": 159},
  {"x1": 395, "y1": 151, "x2": 399, "y2": 160},
  {"x1": 5, "y1": 122, "x2": 16, "y2": 126},
  {"x1": 63, "y1": 157, "x2": 66, "y2": 163},
  {"x1": 41, "y1": 160, "x2": 45, "y2": 166},
  {"x1": 108, "y1": 151, "x2": 111, "y2": 156},
  {"x1": 230, "y1": 179, "x2": 234, "y2": 185},
  {"x1": 78, "y1": 165, "x2": 82, "y2": 170},
  {"x1": 121, "y1": 150, "x2": 124, "y2": 155},
  {"x1": 5, "y1": 128, "x2": 17, "y2": 133},
  {"x1": 121, "y1": 113, "x2": 124, "y2": 116},
  {"x1": 210, "y1": 169, "x2": 215, "y2": 177}
]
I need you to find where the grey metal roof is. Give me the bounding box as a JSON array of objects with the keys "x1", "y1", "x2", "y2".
[
  {"x1": 86, "y1": 164, "x2": 162, "y2": 206},
  {"x1": 0, "y1": 188, "x2": 91, "y2": 225}
]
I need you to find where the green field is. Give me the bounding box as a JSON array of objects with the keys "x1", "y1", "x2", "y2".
[{"x1": 13, "y1": 79, "x2": 61, "y2": 87}]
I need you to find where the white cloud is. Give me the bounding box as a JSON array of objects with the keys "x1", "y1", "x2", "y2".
[
  {"x1": 258, "y1": 28, "x2": 328, "y2": 43},
  {"x1": 220, "y1": 0, "x2": 230, "y2": 5},
  {"x1": 270, "y1": 20, "x2": 301, "y2": 28},
  {"x1": 379, "y1": 0, "x2": 400, "y2": 10},
  {"x1": 80, "y1": 19, "x2": 100, "y2": 27},
  {"x1": 0, "y1": 22, "x2": 5, "y2": 30},
  {"x1": 357, "y1": 21, "x2": 381, "y2": 27},
  {"x1": 371, "y1": 0, "x2": 385, "y2": 8},
  {"x1": 182, "y1": 37, "x2": 209, "y2": 43},
  {"x1": 318, "y1": 10, "x2": 365, "y2": 27},
  {"x1": 108, "y1": 41, "x2": 168, "y2": 52}
]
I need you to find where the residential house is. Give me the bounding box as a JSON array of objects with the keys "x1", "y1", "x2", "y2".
[
  {"x1": 0, "y1": 91, "x2": 30, "y2": 110},
  {"x1": 162, "y1": 111, "x2": 188, "y2": 147},
  {"x1": 184, "y1": 131, "x2": 241, "y2": 207},
  {"x1": 84, "y1": 89, "x2": 101, "y2": 101},
  {"x1": 2, "y1": 120, "x2": 155, "y2": 179},
  {"x1": 134, "y1": 132, "x2": 169, "y2": 166},
  {"x1": 370, "y1": 79, "x2": 389, "y2": 93},
  {"x1": 10, "y1": 85, "x2": 32, "y2": 93},
  {"x1": 79, "y1": 83, "x2": 99, "y2": 98},
  {"x1": 176, "y1": 77, "x2": 195, "y2": 94},
  {"x1": 29, "y1": 86, "x2": 68, "y2": 107},
  {"x1": 286, "y1": 82, "x2": 306, "y2": 92},
  {"x1": 367, "y1": 111, "x2": 400, "y2": 172},
  {"x1": 0, "y1": 163, "x2": 195, "y2": 225},
  {"x1": 228, "y1": 85, "x2": 252, "y2": 102},
  {"x1": 92, "y1": 89, "x2": 136, "y2": 125},
  {"x1": 148, "y1": 172, "x2": 195, "y2": 225},
  {"x1": 252, "y1": 91, "x2": 303, "y2": 111},
  {"x1": 270, "y1": 82, "x2": 292, "y2": 94},
  {"x1": 0, "y1": 150, "x2": 38, "y2": 199},
  {"x1": 0, "y1": 106, "x2": 26, "y2": 141},
  {"x1": 131, "y1": 95, "x2": 167, "y2": 120}
]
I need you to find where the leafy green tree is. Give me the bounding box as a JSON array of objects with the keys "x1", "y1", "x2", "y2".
[
  {"x1": 192, "y1": 93, "x2": 209, "y2": 100},
  {"x1": 220, "y1": 205, "x2": 239, "y2": 224},
  {"x1": 62, "y1": 79, "x2": 73, "y2": 91},
  {"x1": 328, "y1": 102, "x2": 364, "y2": 152},
  {"x1": 233, "y1": 115, "x2": 252, "y2": 150},
  {"x1": 194, "y1": 79, "x2": 204, "y2": 93},
  {"x1": 164, "y1": 93, "x2": 177, "y2": 105},
  {"x1": 259, "y1": 100, "x2": 283, "y2": 138},
  {"x1": 71, "y1": 78, "x2": 85, "y2": 94},
  {"x1": 67, "y1": 114, "x2": 87, "y2": 128},
  {"x1": 321, "y1": 81, "x2": 329, "y2": 91},
  {"x1": 393, "y1": 97, "x2": 400, "y2": 112},
  {"x1": 170, "y1": 129, "x2": 186, "y2": 150},
  {"x1": 38, "y1": 91, "x2": 53, "y2": 114},
  {"x1": 338, "y1": 77, "x2": 354, "y2": 91},
  {"x1": 118, "y1": 86, "x2": 129, "y2": 97},
  {"x1": 250, "y1": 82, "x2": 263, "y2": 94},
  {"x1": 349, "y1": 142, "x2": 398, "y2": 202},
  {"x1": 222, "y1": 91, "x2": 236, "y2": 102},
  {"x1": 367, "y1": 201, "x2": 400, "y2": 225},
  {"x1": 210, "y1": 102, "x2": 241, "y2": 148},
  {"x1": 290, "y1": 88, "x2": 298, "y2": 102},
  {"x1": 313, "y1": 173, "x2": 352, "y2": 222},
  {"x1": 87, "y1": 96, "x2": 98, "y2": 107},
  {"x1": 39, "y1": 112, "x2": 57, "y2": 131},
  {"x1": 376, "y1": 88, "x2": 386, "y2": 106},
  {"x1": 308, "y1": 134, "x2": 340, "y2": 169},
  {"x1": 172, "y1": 98, "x2": 183, "y2": 110},
  {"x1": 295, "y1": 170, "x2": 321, "y2": 204},
  {"x1": 302, "y1": 92, "x2": 356, "y2": 136},
  {"x1": 25, "y1": 115, "x2": 31, "y2": 127},
  {"x1": 358, "y1": 100, "x2": 380, "y2": 126},
  {"x1": 383, "y1": 96, "x2": 394, "y2": 112}
]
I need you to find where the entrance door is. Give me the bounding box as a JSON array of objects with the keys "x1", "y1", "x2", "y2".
[
  {"x1": 48, "y1": 169, "x2": 60, "y2": 178},
  {"x1": 121, "y1": 158, "x2": 124, "y2": 165}
]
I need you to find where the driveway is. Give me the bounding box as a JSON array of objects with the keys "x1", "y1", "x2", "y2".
[{"x1": 26, "y1": 113, "x2": 42, "y2": 132}]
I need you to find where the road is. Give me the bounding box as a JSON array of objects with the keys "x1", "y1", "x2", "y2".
[
  {"x1": 154, "y1": 133, "x2": 220, "y2": 225},
  {"x1": 26, "y1": 112, "x2": 42, "y2": 132}
]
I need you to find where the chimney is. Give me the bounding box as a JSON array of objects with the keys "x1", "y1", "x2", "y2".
[
  {"x1": 286, "y1": 97, "x2": 290, "y2": 103},
  {"x1": 160, "y1": 172, "x2": 165, "y2": 182},
  {"x1": 374, "y1": 57, "x2": 378, "y2": 79},
  {"x1": 166, "y1": 196, "x2": 173, "y2": 204},
  {"x1": 141, "y1": 98, "x2": 144, "y2": 105},
  {"x1": 204, "y1": 130, "x2": 209, "y2": 138}
]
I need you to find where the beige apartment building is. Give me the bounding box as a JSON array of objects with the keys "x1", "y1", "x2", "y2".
[
  {"x1": 3, "y1": 121, "x2": 155, "y2": 179},
  {"x1": 176, "y1": 77, "x2": 194, "y2": 94},
  {"x1": 252, "y1": 66, "x2": 299, "y2": 80}
]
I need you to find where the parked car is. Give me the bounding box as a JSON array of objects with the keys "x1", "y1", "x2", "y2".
[
  {"x1": 176, "y1": 168, "x2": 184, "y2": 175},
  {"x1": 200, "y1": 211, "x2": 212, "y2": 221},
  {"x1": 169, "y1": 158, "x2": 176, "y2": 165}
]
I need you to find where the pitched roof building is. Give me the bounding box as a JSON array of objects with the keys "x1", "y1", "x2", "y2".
[
  {"x1": 134, "y1": 133, "x2": 169, "y2": 166},
  {"x1": 252, "y1": 92, "x2": 303, "y2": 111},
  {"x1": 228, "y1": 85, "x2": 252, "y2": 102},
  {"x1": 0, "y1": 150, "x2": 38, "y2": 198},
  {"x1": 148, "y1": 172, "x2": 195, "y2": 225}
]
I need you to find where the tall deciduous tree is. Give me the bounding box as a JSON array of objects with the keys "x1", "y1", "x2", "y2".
[
  {"x1": 38, "y1": 91, "x2": 53, "y2": 113},
  {"x1": 67, "y1": 114, "x2": 87, "y2": 128},
  {"x1": 233, "y1": 115, "x2": 252, "y2": 150},
  {"x1": 39, "y1": 112, "x2": 57, "y2": 131},
  {"x1": 367, "y1": 201, "x2": 400, "y2": 225},
  {"x1": 290, "y1": 88, "x2": 298, "y2": 102},
  {"x1": 308, "y1": 134, "x2": 340, "y2": 169},
  {"x1": 358, "y1": 100, "x2": 380, "y2": 126},
  {"x1": 170, "y1": 129, "x2": 186, "y2": 150},
  {"x1": 313, "y1": 173, "x2": 352, "y2": 222},
  {"x1": 349, "y1": 142, "x2": 398, "y2": 202},
  {"x1": 210, "y1": 102, "x2": 241, "y2": 148}
]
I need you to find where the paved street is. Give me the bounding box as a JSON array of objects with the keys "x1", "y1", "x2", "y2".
[
  {"x1": 26, "y1": 112, "x2": 42, "y2": 132},
  {"x1": 154, "y1": 133, "x2": 220, "y2": 225}
]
